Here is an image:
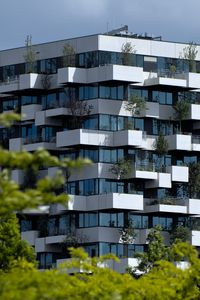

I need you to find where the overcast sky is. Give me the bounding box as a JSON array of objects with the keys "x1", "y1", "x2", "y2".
[{"x1": 1, "y1": 0, "x2": 200, "y2": 50}]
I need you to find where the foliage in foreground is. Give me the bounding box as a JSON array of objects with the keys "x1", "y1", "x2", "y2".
[
  {"x1": 0, "y1": 243, "x2": 200, "y2": 300},
  {"x1": 1, "y1": 113, "x2": 200, "y2": 299}
]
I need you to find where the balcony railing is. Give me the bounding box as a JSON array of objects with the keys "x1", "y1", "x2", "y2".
[
  {"x1": 145, "y1": 197, "x2": 187, "y2": 206},
  {"x1": 134, "y1": 161, "x2": 155, "y2": 172},
  {"x1": 0, "y1": 75, "x2": 20, "y2": 86},
  {"x1": 157, "y1": 70, "x2": 186, "y2": 80},
  {"x1": 192, "y1": 135, "x2": 200, "y2": 144},
  {"x1": 23, "y1": 135, "x2": 56, "y2": 145}
]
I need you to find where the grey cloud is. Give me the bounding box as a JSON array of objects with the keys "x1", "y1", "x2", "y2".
[{"x1": 0, "y1": 0, "x2": 200, "y2": 50}]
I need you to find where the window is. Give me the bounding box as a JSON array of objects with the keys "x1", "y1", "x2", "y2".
[
  {"x1": 21, "y1": 95, "x2": 39, "y2": 106},
  {"x1": 99, "y1": 212, "x2": 124, "y2": 227},
  {"x1": 78, "y1": 213, "x2": 98, "y2": 227},
  {"x1": 152, "y1": 216, "x2": 173, "y2": 230},
  {"x1": 59, "y1": 215, "x2": 70, "y2": 235},
  {"x1": 2, "y1": 97, "x2": 19, "y2": 112},
  {"x1": 20, "y1": 220, "x2": 32, "y2": 232},
  {"x1": 128, "y1": 214, "x2": 148, "y2": 229},
  {"x1": 143, "y1": 56, "x2": 157, "y2": 72}
]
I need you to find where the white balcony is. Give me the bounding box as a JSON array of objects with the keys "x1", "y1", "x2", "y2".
[
  {"x1": 144, "y1": 198, "x2": 187, "y2": 214},
  {"x1": 114, "y1": 130, "x2": 143, "y2": 147},
  {"x1": 132, "y1": 162, "x2": 157, "y2": 180},
  {"x1": 166, "y1": 134, "x2": 192, "y2": 151},
  {"x1": 57, "y1": 65, "x2": 143, "y2": 85},
  {"x1": 50, "y1": 193, "x2": 143, "y2": 212},
  {"x1": 101, "y1": 258, "x2": 139, "y2": 274},
  {"x1": 186, "y1": 72, "x2": 200, "y2": 89},
  {"x1": 80, "y1": 193, "x2": 143, "y2": 211},
  {"x1": 9, "y1": 138, "x2": 22, "y2": 151},
  {"x1": 21, "y1": 104, "x2": 42, "y2": 121},
  {"x1": 191, "y1": 230, "x2": 200, "y2": 246},
  {"x1": 56, "y1": 257, "x2": 139, "y2": 274},
  {"x1": 187, "y1": 198, "x2": 200, "y2": 215},
  {"x1": 0, "y1": 73, "x2": 46, "y2": 94},
  {"x1": 145, "y1": 172, "x2": 171, "y2": 189},
  {"x1": 56, "y1": 129, "x2": 113, "y2": 148},
  {"x1": 56, "y1": 129, "x2": 145, "y2": 148},
  {"x1": 35, "y1": 111, "x2": 62, "y2": 126},
  {"x1": 23, "y1": 141, "x2": 57, "y2": 152},
  {"x1": 11, "y1": 169, "x2": 24, "y2": 185},
  {"x1": 144, "y1": 73, "x2": 187, "y2": 89},
  {"x1": 21, "y1": 230, "x2": 39, "y2": 246},
  {"x1": 166, "y1": 165, "x2": 189, "y2": 182},
  {"x1": 76, "y1": 227, "x2": 121, "y2": 243},
  {"x1": 189, "y1": 104, "x2": 200, "y2": 120},
  {"x1": 35, "y1": 237, "x2": 62, "y2": 252},
  {"x1": 192, "y1": 135, "x2": 200, "y2": 151}
]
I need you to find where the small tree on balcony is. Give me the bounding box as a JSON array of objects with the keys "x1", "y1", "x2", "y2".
[
  {"x1": 188, "y1": 162, "x2": 200, "y2": 198},
  {"x1": 121, "y1": 42, "x2": 136, "y2": 65},
  {"x1": 24, "y1": 35, "x2": 37, "y2": 73},
  {"x1": 182, "y1": 42, "x2": 198, "y2": 73},
  {"x1": 128, "y1": 225, "x2": 169, "y2": 275},
  {"x1": 119, "y1": 219, "x2": 136, "y2": 244},
  {"x1": 110, "y1": 158, "x2": 132, "y2": 180},
  {"x1": 153, "y1": 132, "x2": 169, "y2": 171},
  {"x1": 125, "y1": 94, "x2": 146, "y2": 116},
  {"x1": 173, "y1": 99, "x2": 189, "y2": 133},
  {"x1": 170, "y1": 225, "x2": 190, "y2": 245},
  {"x1": 63, "y1": 43, "x2": 75, "y2": 67}
]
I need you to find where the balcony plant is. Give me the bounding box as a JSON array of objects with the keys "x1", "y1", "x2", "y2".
[
  {"x1": 182, "y1": 42, "x2": 198, "y2": 73},
  {"x1": 170, "y1": 225, "x2": 190, "y2": 244},
  {"x1": 121, "y1": 42, "x2": 136, "y2": 66},
  {"x1": 119, "y1": 219, "x2": 136, "y2": 244},
  {"x1": 124, "y1": 94, "x2": 146, "y2": 116},
  {"x1": 110, "y1": 158, "x2": 132, "y2": 180},
  {"x1": 173, "y1": 99, "x2": 189, "y2": 133},
  {"x1": 188, "y1": 162, "x2": 200, "y2": 198},
  {"x1": 153, "y1": 132, "x2": 168, "y2": 171},
  {"x1": 24, "y1": 35, "x2": 37, "y2": 73},
  {"x1": 62, "y1": 43, "x2": 75, "y2": 67},
  {"x1": 169, "y1": 64, "x2": 177, "y2": 78}
]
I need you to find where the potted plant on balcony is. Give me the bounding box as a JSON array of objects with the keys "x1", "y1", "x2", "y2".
[{"x1": 169, "y1": 64, "x2": 177, "y2": 78}]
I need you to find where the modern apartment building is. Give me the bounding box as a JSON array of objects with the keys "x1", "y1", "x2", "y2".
[{"x1": 2, "y1": 27, "x2": 200, "y2": 272}]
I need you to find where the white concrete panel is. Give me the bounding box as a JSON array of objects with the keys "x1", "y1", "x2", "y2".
[
  {"x1": 23, "y1": 142, "x2": 57, "y2": 152},
  {"x1": 187, "y1": 73, "x2": 200, "y2": 89},
  {"x1": 191, "y1": 231, "x2": 200, "y2": 246},
  {"x1": 21, "y1": 230, "x2": 39, "y2": 246},
  {"x1": 188, "y1": 199, "x2": 200, "y2": 215},
  {"x1": 86, "y1": 193, "x2": 143, "y2": 211},
  {"x1": 166, "y1": 134, "x2": 192, "y2": 151},
  {"x1": 9, "y1": 138, "x2": 22, "y2": 151},
  {"x1": 22, "y1": 104, "x2": 42, "y2": 121},
  {"x1": 167, "y1": 165, "x2": 189, "y2": 182},
  {"x1": 190, "y1": 104, "x2": 200, "y2": 120},
  {"x1": 11, "y1": 169, "x2": 24, "y2": 185},
  {"x1": 144, "y1": 77, "x2": 187, "y2": 88},
  {"x1": 76, "y1": 227, "x2": 121, "y2": 243},
  {"x1": 134, "y1": 170, "x2": 157, "y2": 180},
  {"x1": 57, "y1": 129, "x2": 113, "y2": 147}
]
